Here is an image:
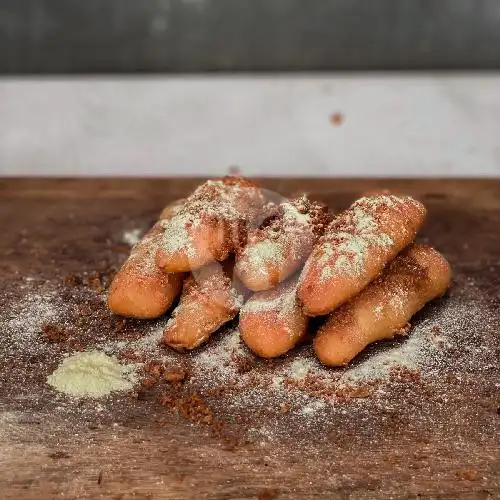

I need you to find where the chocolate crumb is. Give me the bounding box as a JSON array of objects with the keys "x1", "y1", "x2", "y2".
[
  {"x1": 164, "y1": 367, "x2": 188, "y2": 382},
  {"x1": 329, "y1": 112, "x2": 344, "y2": 126},
  {"x1": 279, "y1": 403, "x2": 291, "y2": 413},
  {"x1": 431, "y1": 324, "x2": 441, "y2": 335},
  {"x1": 231, "y1": 353, "x2": 254, "y2": 374},
  {"x1": 62, "y1": 275, "x2": 82, "y2": 287},
  {"x1": 228, "y1": 165, "x2": 242, "y2": 176},
  {"x1": 158, "y1": 390, "x2": 214, "y2": 427},
  {"x1": 41, "y1": 323, "x2": 70, "y2": 343},
  {"x1": 141, "y1": 377, "x2": 157, "y2": 389},
  {"x1": 145, "y1": 360, "x2": 164, "y2": 379},
  {"x1": 48, "y1": 451, "x2": 71, "y2": 460},
  {"x1": 258, "y1": 488, "x2": 278, "y2": 500},
  {"x1": 455, "y1": 468, "x2": 478, "y2": 481},
  {"x1": 86, "y1": 272, "x2": 103, "y2": 293}
]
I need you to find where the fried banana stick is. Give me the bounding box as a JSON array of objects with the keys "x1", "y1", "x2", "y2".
[
  {"x1": 298, "y1": 193, "x2": 426, "y2": 316},
  {"x1": 159, "y1": 198, "x2": 185, "y2": 220},
  {"x1": 314, "y1": 244, "x2": 451, "y2": 366},
  {"x1": 107, "y1": 201, "x2": 185, "y2": 319},
  {"x1": 163, "y1": 261, "x2": 246, "y2": 350},
  {"x1": 239, "y1": 275, "x2": 308, "y2": 358},
  {"x1": 235, "y1": 195, "x2": 331, "y2": 291},
  {"x1": 156, "y1": 177, "x2": 264, "y2": 273}
]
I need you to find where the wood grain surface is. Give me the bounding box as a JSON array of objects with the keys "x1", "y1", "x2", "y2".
[{"x1": 0, "y1": 178, "x2": 499, "y2": 500}]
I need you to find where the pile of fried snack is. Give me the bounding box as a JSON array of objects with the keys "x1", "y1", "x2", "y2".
[{"x1": 108, "y1": 177, "x2": 451, "y2": 367}]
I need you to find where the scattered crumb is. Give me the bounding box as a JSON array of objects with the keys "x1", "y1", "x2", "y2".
[
  {"x1": 258, "y1": 488, "x2": 278, "y2": 500},
  {"x1": 455, "y1": 468, "x2": 478, "y2": 481},
  {"x1": 228, "y1": 165, "x2": 242, "y2": 176},
  {"x1": 0, "y1": 231, "x2": 497, "y2": 450},
  {"x1": 329, "y1": 112, "x2": 344, "y2": 126},
  {"x1": 164, "y1": 367, "x2": 188, "y2": 382},
  {"x1": 41, "y1": 323, "x2": 70, "y2": 343}
]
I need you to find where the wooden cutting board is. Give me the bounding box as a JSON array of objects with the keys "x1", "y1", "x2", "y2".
[{"x1": 0, "y1": 178, "x2": 498, "y2": 500}]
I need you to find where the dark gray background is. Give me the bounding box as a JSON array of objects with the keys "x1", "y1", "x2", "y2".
[{"x1": 0, "y1": 0, "x2": 499, "y2": 73}]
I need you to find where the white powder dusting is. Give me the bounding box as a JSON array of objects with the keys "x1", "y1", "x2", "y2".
[
  {"x1": 356, "y1": 195, "x2": 403, "y2": 210},
  {"x1": 235, "y1": 195, "x2": 326, "y2": 288},
  {"x1": 192, "y1": 328, "x2": 244, "y2": 382},
  {"x1": 299, "y1": 399, "x2": 327, "y2": 416},
  {"x1": 282, "y1": 197, "x2": 312, "y2": 226},
  {"x1": 271, "y1": 375, "x2": 284, "y2": 389},
  {"x1": 241, "y1": 278, "x2": 298, "y2": 319},
  {"x1": 125, "y1": 229, "x2": 164, "y2": 275},
  {"x1": 342, "y1": 331, "x2": 423, "y2": 383},
  {"x1": 4, "y1": 270, "x2": 488, "y2": 437},
  {"x1": 98, "y1": 317, "x2": 176, "y2": 361},
  {"x1": 0, "y1": 289, "x2": 66, "y2": 355},
  {"x1": 242, "y1": 240, "x2": 284, "y2": 278},
  {"x1": 122, "y1": 228, "x2": 143, "y2": 247},
  {"x1": 0, "y1": 412, "x2": 18, "y2": 441},
  {"x1": 287, "y1": 358, "x2": 320, "y2": 380},
  {"x1": 202, "y1": 294, "x2": 484, "y2": 421},
  {"x1": 160, "y1": 214, "x2": 197, "y2": 258},
  {"x1": 98, "y1": 291, "x2": 485, "y2": 426},
  {"x1": 316, "y1": 195, "x2": 408, "y2": 281},
  {"x1": 159, "y1": 179, "x2": 263, "y2": 259},
  {"x1": 373, "y1": 304, "x2": 384, "y2": 318}
]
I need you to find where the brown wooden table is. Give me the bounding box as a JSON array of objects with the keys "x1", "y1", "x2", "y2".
[{"x1": 0, "y1": 179, "x2": 499, "y2": 500}]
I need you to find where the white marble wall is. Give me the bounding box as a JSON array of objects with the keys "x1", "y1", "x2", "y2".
[{"x1": 1, "y1": 75, "x2": 499, "y2": 177}]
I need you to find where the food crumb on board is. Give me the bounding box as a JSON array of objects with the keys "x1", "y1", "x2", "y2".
[
  {"x1": 329, "y1": 112, "x2": 344, "y2": 126},
  {"x1": 0, "y1": 263, "x2": 497, "y2": 446}
]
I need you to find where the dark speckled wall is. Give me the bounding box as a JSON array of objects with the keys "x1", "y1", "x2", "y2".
[{"x1": 0, "y1": 0, "x2": 499, "y2": 73}]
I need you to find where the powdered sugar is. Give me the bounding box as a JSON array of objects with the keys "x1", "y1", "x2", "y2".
[
  {"x1": 287, "y1": 357, "x2": 322, "y2": 380},
  {"x1": 314, "y1": 194, "x2": 423, "y2": 283},
  {"x1": 0, "y1": 287, "x2": 66, "y2": 355},
  {"x1": 122, "y1": 228, "x2": 143, "y2": 247},
  {"x1": 125, "y1": 228, "x2": 164, "y2": 275},
  {"x1": 189, "y1": 286, "x2": 489, "y2": 428},
  {"x1": 236, "y1": 195, "x2": 331, "y2": 288},
  {"x1": 317, "y1": 197, "x2": 398, "y2": 280},
  {"x1": 191, "y1": 328, "x2": 244, "y2": 382},
  {"x1": 2, "y1": 268, "x2": 494, "y2": 445},
  {"x1": 100, "y1": 321, "x2": 167, "y2": 356},
  {"x1": 159, "y1": 178, "x2": 263, "y2": 260},
  {"x1": 373, "y1": 304, "x2": 384, "y2": 318},
  {"x1": 241, "y1": 278, "x2": 298, "y2": 318},
  {"x1": 299, "y1": 399, "x2": 327, "y2": 416},
  {"x1": 281, "y1": 196, "x2": 313, "y2": 226},
  {"x1": 159, "y1": 213, "x2": 197, "y2": 258},
  {"x1": 242, "y1": 240, "x2": 285, "y2": 278}
]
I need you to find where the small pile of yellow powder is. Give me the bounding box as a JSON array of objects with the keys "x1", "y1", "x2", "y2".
[{"x1": 46, "y1": 350, "x2": 137, "y2": 398}]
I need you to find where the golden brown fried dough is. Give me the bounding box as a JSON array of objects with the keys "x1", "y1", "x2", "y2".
[
  {"x1": 163, "y1": 261, "x2": 246, "y2": 350},
  {"x1": 159, "y1": 198, "x2": 185, "y2": 220},
  {"x1": 239, "y1": 275, "x2": 308, "y2": 358},
  {"x1": 107, "y1": 223, "x2": 184, "y2": 319},
  {"x1": 156, "y1": 177, "x2": 264, "y2": 272},
  {"x1": 314, "y1": 244, "x2": 451, "y2": 366},
  {"x1": 235, "y1": 195, "x2": 331, "y2": 291},
  {"x1": 298, "y1": 193, "x2": 426, "y2": 316}
]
